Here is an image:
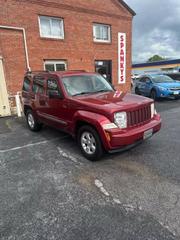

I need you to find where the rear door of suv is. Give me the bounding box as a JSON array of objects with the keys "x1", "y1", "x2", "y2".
[
  {"x1": 31, "y1": 74, "x2": 47, "y2": 117},
  {"x1": 42, "y1": 75, "x2": 69, "y2": 129},
  {"x1": 22, "y1": 76, "x2": 32, "y2": 104}
]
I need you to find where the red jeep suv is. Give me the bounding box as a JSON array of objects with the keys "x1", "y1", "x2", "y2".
[{"x1": 22, "y1": 70, "x2": 161, "y2": 161}]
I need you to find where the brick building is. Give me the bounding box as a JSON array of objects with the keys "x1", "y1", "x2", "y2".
[{"x1": 0, "y1": 0, "x2": 135, "y2": 116}]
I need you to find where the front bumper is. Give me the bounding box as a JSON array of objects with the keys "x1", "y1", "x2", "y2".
[
  {"x1": 158, "y1": 90, "x2": 180, "y2": 98},
  {"x1": 104, "y1": 114, "x2": 161, "y2": 152}
]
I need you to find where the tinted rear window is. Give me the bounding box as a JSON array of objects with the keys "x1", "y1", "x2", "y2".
[{"x1": 22, "y1": 77, "x2": 31, "y2": 92}]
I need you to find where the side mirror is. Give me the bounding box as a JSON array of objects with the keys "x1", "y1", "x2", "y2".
[{"x1": 49, "y1": 90, "x2": 63, "y2": 99}]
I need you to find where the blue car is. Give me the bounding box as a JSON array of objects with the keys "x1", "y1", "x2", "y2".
[{"x1": 135, "y1": 74, "x2": 180, "y2": 100}]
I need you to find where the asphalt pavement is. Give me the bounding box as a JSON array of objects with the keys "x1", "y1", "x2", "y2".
[{"x1": 0, "y1": 98, "x2": 180, "y2": 239}]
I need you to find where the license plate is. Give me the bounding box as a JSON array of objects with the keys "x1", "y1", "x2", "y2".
[
  {"x1": 173, "y1": 91, "x2": 179, "y2": 95},
  {"x1": 144, "y1": 129, "x2": 153, "y2": 140}
]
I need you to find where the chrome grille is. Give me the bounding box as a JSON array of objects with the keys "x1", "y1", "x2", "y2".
[
  {"x1": 170, "y1": 87, "x2": 180, "y2": 91},
  {"x1": 127, "y1": 105, "x2": 151, "y2": 127}
]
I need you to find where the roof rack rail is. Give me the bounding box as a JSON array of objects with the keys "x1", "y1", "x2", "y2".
[
  {"x1": 26, "y1": 70, "x2": 50, "y2": 74},
  {"x1": 26, "y1": 70, "x2": 87, "y2": 74},
  {"x1": 67, "y1": 70, "x2": 87, "y2": 72}
]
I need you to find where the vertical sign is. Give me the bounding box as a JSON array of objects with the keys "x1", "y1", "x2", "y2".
[{"x1": 118, "y1": 32, "x2": 126, "y2": 84}]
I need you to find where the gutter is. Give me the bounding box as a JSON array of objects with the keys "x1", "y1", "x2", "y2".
[
  {"x1": 118, "y1": 0, "x2": 136, "y2": 16},
  {"x1": 0, "y1": 25, "x2": 31, "y2": 71}
]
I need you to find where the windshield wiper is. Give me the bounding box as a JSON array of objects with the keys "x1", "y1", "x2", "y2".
[
  {"x1": 73, "y1": 89, "x2": 113, "y2": 96},
  {"x1": 73, "y1": 91, "x2": 92, "y2": 96},
  {"x1": 94, "y1": 89, "x2": 113, "y2": 93}
]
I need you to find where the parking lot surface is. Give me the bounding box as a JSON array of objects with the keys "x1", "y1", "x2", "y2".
[{"x1": 0, "y1": 99, "x2": 180, "y2": 240}]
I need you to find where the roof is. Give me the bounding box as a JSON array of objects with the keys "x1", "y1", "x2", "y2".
[
  {"x1": 26, "y1": 70, "x2": 98, "y2": 78},
  {"x1": 118, "y1": 0, "x2": 136, "y2": 16},
  {"x1": 57, "y1": 71, "x2": 97, "y2": 78},
  {"x1": 133, "y1": 59, "x2": 180, "y2": 68}
]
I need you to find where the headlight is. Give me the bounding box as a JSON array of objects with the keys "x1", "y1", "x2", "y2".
[
  {"x1": 158, "y1": 86, "x2": 167, "y2": 91},
  {"x1": 114, "y1": 112, "x2": 127, "y2": 129},
  {"x1": 151, "y1": 103, "x2": 157, "y2": 118}
]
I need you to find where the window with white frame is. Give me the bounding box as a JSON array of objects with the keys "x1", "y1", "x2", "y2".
[
  {"x1": 93, "y1": 23, "x2": 111, "y2": 43},
  {"x1": 39, "y1": 16, "x2": 64, "y2": 39},
  {"x1": 44, "y1": 60, "x2": 67, "y2": 71}
]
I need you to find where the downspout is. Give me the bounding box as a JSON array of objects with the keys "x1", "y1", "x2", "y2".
[{"x1": 0, "y1": 25, "x2": 31, "y2": 71}]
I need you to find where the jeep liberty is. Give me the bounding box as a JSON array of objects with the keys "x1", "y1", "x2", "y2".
[{"x1": 22, "y1": 71, "x2": 161, "y2": 161}]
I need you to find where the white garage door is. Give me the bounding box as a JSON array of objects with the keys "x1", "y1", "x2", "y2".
[{"x1": 0, "y1": 57, "x2": 11, "y2": 117}]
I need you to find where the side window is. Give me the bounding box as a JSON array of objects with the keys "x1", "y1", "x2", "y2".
[
  {"x1": 145, "y1": 77, "x2": 151, "y2": 83},
  {"x1": 32, "y1": 76, "x2": 45, "y2": 94},
  {"x1": 47, "y1": 78, "x2": 62, "y2": 96},
  {"x1": 93, "y1": 23, "x2": 111, "y2": 43},
  {"x1": 139, "y1": 77, "x2": 146, "y2": 83},
  {"x1": 22, "y1": 77, "x2": 31, "y2": 92}
]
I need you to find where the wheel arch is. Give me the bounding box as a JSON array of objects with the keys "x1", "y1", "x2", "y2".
[
  {"x1": 24, "y1": 105, "x2": 33, "y2": 116},
  {"x1": 73, "y1": 111, "x2": 111, "y2": 150},
  {"x1": 75, "y1": 120, "x2": 96, "y2": 137}
]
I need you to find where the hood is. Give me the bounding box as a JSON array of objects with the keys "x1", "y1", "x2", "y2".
[
  {"x1": 155, "y1": 82, "x2": 180, "y2": 88},
  {"x1": 74, "y1": 91, "x2": 153, "y2": 114}
]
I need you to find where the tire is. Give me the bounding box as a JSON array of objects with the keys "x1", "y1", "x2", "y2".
[
  {"x1": 150, "y1": 89, "x2": 157, "y2": 100},
  {"x1": 26, "y1": 109, "x2": 42, "y2": 132},
  {"x1": 77, "y1": 125, "x2": 103, "y2": 161},
  {"x1": 135, "y1": 87, "x2": 140, "y2": 95}
]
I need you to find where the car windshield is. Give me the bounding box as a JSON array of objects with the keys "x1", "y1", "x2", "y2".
[
  {"x1": 62, "y1": 74, "x2": 114, "y2": 96},
  {"x1": 152, "y1": 75, "x2": 175, "y2": 83}
]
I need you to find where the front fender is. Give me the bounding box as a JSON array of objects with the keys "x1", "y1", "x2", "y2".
[{"x1": 72, "y1": 110, "x2": 113, "y2": 150}]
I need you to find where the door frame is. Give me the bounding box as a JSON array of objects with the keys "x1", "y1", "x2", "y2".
[
  {"x1": 0, "y1": 56, "x2": 11, "y2": 117},
  {"x1": 95, "y1": 60, "x2": 112, "y2": 83}
]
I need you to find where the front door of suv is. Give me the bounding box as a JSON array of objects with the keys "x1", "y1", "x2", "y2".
[
  {"x1": 138, "y1": 77, "x2": 146, "y2": 95},
  {"x1": 144, "y1": 77, "x2": 153, "y2": 96},
  {"x1": 44, "y1": 77, "x2": 68, "y2": 129}
]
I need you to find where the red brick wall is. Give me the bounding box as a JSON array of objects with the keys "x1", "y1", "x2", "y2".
[{"x1": 0, "y1": 0, "x2": 133, "y2": 96}]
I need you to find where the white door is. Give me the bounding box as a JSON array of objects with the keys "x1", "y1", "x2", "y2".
[{"x1": 0, "y1": 57, "x2": 11, "y2": 117}]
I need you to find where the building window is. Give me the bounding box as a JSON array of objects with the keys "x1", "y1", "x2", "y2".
[
  {"x1": 39, "y1": 16, "x2": 64, "y2": 39},
  {"x1": 93, "y1": 23, "x2": 111, "y2": 43},
  {"x1": 44, "y1": 60, "x2": 67, "y2": 71}
]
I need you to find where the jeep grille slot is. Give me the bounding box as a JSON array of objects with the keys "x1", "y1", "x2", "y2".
[{"x1": 127, "y1": 105, "x2": 151, "y2": 127}]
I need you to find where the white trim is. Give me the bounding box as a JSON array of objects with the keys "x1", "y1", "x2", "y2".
[
  {"x1": 0, "y1": 58, "x2": 11, "y2": 116},
  {"x1": 93, "y1": 23, "x2": 111, "y2": 43},
  {"x1": 44, "y1": 60, "x2": 67, "y2": 71},
  {"x1": 39, "y1": 16, "x2": 64, "y2": 39},
  {"x1": 0, "y1": 25, "x2": 30, "y2": 70}
]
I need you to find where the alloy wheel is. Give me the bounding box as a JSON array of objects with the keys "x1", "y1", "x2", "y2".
[{"x1": 81, "y1": 131, "x2": 96, "y2": 155}]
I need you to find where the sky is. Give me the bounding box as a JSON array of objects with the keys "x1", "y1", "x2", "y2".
[{"x1": 125, "y1": 0, "x2": 180, "y2": 63}]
